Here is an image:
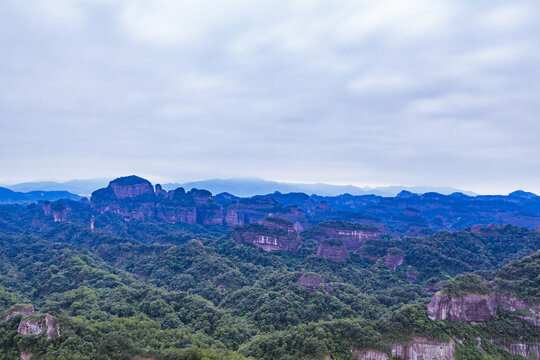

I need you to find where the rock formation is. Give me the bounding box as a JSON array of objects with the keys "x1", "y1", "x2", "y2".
[
  {"x1": 353, "y1": 338, "x2": 455, "y2": 360},
  {"x1": 52, "y1": 203, "x2": 67, "y2": 222},
  {"x1": 390, "y1": 338, "x2": 455, "y2": 360},
  {"x1": 42, "y1": 201, "x2": 51, "y2": 215},
  {"x1": 428, "y1": 291, "x2": 540, "y2": 326},
  {"x1": 297, "y1": 273, "x2": 330, "y2": 292},
  {"x1": 20, "y1": 353, "x2": 32, "y2": 360},
  {"x1": 384, "y1": 248, "x2": 405, "y2": 270},
  {"x1": 109, "y1": 175, "x2": 154, "y2": 199},
  {"x1": 232, "y1": 219, "x2": 302, "y2": 252},
  {"x1": 316, "y1": 239, "x2": 349, "y2": 263},
  {"x1": 427, "y1": 293, "x2": 497, "y2": 322},
  {"x1": 490, "y1": 340, "x2": 540, "y2": 359},
  {"x1": 1, "y1": 305, "x2": 34, "y2": 321},
  {"x1": 313, "y1": 221, "x2": 382, "y2": 251},
  {"x1": 352, "y1": 349, "x2": 389, "y2": 360},
  {"x1": 17, "y1": 314, "x2": 60, "y2": 339},
  {"x1": 91, "y1": 176, "x2": 309, "y2": 227}
]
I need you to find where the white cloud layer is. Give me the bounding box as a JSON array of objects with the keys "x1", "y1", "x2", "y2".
[{"x1": 0, "y1": 0, "x2": 539, "y2": 194}]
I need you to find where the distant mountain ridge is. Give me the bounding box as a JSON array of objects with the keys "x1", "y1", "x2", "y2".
[
  {"x1": 6, "y1": 177, "x2": 477, "y2": 197},
  {"x1": 7, "y1": 178, "x2": 111, "y2": 196},
  {"x1": 162, "y1": 178, "x2": 477, "y2": 197},
  {"x1": 0, "y1": 187, "x2": 81, "y2": 204}
]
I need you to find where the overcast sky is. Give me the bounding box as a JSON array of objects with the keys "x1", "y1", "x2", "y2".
[{"x1": 1, "y1": 0, "x2": 539, "y2": 194}]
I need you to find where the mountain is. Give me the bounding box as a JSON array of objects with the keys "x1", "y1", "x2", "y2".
[
  {"x1": 0, "y1": 187, "x2": 81, "y2": 204},
  {"x1": 7, "y1": 178, "x2": 111, "y2": 196},
  {"x1": 85, "y1": 176, "x2": 540, "y2": 234},
  {"x1": 162, "y1": 177, "x2": 475, "y2": 197},
  {"x1": 0, "y1": 189, "x2": 538, "y2": 359}
]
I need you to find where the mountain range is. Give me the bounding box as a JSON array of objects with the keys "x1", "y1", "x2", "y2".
[
  {"x1": 4, "y1": 177, "x2": 476, "y2": 197},
  {"x1": 0, "y1": 187, "x2": 81, "y2": 204}
]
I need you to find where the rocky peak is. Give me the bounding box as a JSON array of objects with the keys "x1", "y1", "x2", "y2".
[
  {"x1": 109, "y1": 175, "x2": 154, "y2": 199},
  {"x1": 189, "y1": 188, "x2": 214, "y2": 206},
  {"x1": 155, "y1": 184, "x2": 167, "y2": 198}
]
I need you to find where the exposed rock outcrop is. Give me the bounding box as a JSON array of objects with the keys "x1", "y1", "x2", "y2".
[
  {"x1": 17, "y1": 314, "x2": 60, "y2": 339},
  {"x1": 297, "y1": 273, "x2": 330, "y2": 292},
  {"x1": 312, "y1": 221, "x2": 382, "y2": 251},
  {"x1": 352, "y1": 349, "x2": 389, "y2": 360},
  {"x1": 232, "y1": 219, "x2": 302, "y2": 252},
  {"x1": 353, "y1": 338, "x2": 455, "y2": 360},
  {"x1": 42, "y1": 201, "x2": 51, "y2": 215},
  {"x1": 20, "y1": 353, "x2": 32, "y2": 360},
  {"x1": 428, "y1": 293, "x2": 540, "y2": 325},
  {"x1": 316, "y1": 239, "x2": 349, "y2": 263},
  {"x1": 384, "y1": 248, "x2": 405, "y2": 270},
  {"x1": 497, "y1": 295, "x2": 540, "y2": 327},
  {"x1": 1, "y1": 305, "x2": 34, "y2": 321},
  {"x1": 52, "y1": 203, "x2": 67, "y2": 222},
  {"x1": 91, "y1": 176, "x2": 310, "y2": 227},
  {"x1": 490, "y1": 340, "x2": 540, "y2": 359},
  {"x1": 390, "y1": 338, "x2": 455, "y2": 360},
  {"x1": 109, "y1": 176, "x2": 154, "y2": 199},
  {"x1": 427, "y1": 293, "x2": 497, "y2": 322}
]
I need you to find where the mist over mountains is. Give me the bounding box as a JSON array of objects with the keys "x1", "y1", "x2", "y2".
[{"x1": 5, "y1": 177, "x2": 476, "y2": 198}]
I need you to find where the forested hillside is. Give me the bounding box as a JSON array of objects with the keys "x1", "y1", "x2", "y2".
[{"x1": 0, "y1": 193, "x2": 539, "y2": 359}]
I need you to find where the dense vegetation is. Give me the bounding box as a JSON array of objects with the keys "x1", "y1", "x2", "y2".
[{"x1": 0, "y1": 204, "x2": 538, "y2": 359}]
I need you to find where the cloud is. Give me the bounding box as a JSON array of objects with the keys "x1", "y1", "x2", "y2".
[{"x1": 0, "y1": 0, "x2": 539, "y2": 194}]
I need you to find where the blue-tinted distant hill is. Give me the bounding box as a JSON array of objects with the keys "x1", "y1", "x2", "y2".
[
  {"x1": 0, "y1": 187, "x2": 81, "y2": 204},
  {"x1": 7, "y1": 178, "x2": 111, "y2": 196},
  {"x1": 7, "y1": 177, "x2": 475, "y2": 197},
  {"x1": 162, "y1": 178, "x2": 475, "y2": 197}
]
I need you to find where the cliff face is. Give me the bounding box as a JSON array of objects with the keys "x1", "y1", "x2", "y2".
[
  {"x1": 390, "y1": 338, "x2": 455, "y2": 360},
  {"x1": 316, "y1": 242, "x2": 349, "y2": 263},
  {"x1": 353, "y1": 338, "x2": 455, "y2": 360},
  {"x1": 17, "y1": 314, "x2": 60, "y2": 339},
  {"x1": 490, "y1": 340, "x2": 540, "y2": 359},
  {"x1": 384, "y1": 253, "x2": 405, "y2": 270},
  {"x1": 314, "y1": 222, "x2": 382, "y2": 251},
  {"x1": 352, "y1": 350, "x2": 389, "y2": 360},
  {"x1": 91, "y1": 176, "x2": 309, "y2": 227},
  {"x1": 109, "y1": 176, "x2": 154, "y2": 199},
  {"x1": 427, "y1": 294, "x2": 497, "y2": 322},
  {"x1": 428, "y1": 293, "x2": 540, "y2": 325},
  {"x1": 497, "y1": 296, "x2": 540, "y2": 327},
  {"x1": 1, "y1": 305, "x2": 34, "y2": 321},
  {"x1": 52, "y1": 203, "x2": 67, "y2": 222},
  {"x1": 233, "y1": 220, "x2": 302, "y2": 252}
]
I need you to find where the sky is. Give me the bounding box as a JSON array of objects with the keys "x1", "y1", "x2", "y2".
[{"x1": 1, "y1": 0, "x2": 539, "y2": 194}]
